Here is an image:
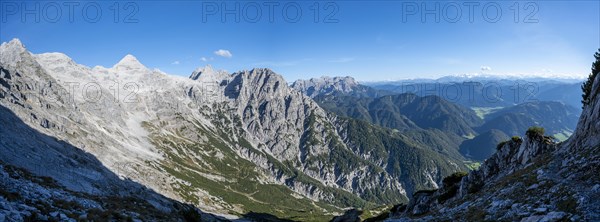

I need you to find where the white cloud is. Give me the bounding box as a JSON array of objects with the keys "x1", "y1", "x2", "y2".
[
  {"x1": 200, "y1": 57, "x2": 214, "y2": 62},
  {"x1": 214, "y1": 49, "x2": 232, "y2": 58},
  {"x1": 171, "y1": 61, "x2": 180, "y2": 65},
  {"x1": 480, "y1": 66, "x2": 492, "y2": 71}
]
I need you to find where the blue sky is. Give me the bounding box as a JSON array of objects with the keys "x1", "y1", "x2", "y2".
[{"x1": 1, "y1": 1, "x2": 598, "y2": 81}]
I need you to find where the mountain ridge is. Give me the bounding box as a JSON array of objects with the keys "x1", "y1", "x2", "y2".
[{"x1": 0, "y1": 39, "x2": 468, "y2": 220}]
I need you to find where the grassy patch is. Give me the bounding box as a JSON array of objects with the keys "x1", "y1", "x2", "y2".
[
  {"x1": 471, "y1": 107, "x2": 503, "y2": 120},
  {"x1": 526, "y1": 126, "x2": 545, "y2": 138},
  {"x1": 464, "y1": 161, "x2": 482, "y2": 171},
  {"x1": 552, "y1": 130, "x2": 572, "y2": 142}
]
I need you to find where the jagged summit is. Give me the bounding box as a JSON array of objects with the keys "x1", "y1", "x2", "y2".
[
  {"x1": 292, "y1": 76, "x2": 358, "y2": 89},
  {"x1": 188, "y1": 64, "x2": 231, "y2": 84},
  {"x1": 249, "y1": 67, "x2": 276, "y2": 74},
  {"x1": 238, "y1": 68, "x2": 287, "y2": 84},
  {"x1": 111, "y1": 54, "x2": 148, "y2": 74},
  {"x1": 291, "y1": 75, "x2": 378, "y2": 98},
  {"x1": 189, "y1": 64, "x2": 215, "y2": 80},
  {"x1": 0, "y1": 38, "x2": 28, "y2": 67},
  {"x1": 2, "y1": 38, "x2": 24, "y2": 48},
  {"x1": 296, "y1": 76, "x2": 359, "y2": 87}
]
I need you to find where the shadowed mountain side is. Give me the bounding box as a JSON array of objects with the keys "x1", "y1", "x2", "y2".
[
  {"x1": 459, "y1": 129, "x2": 509, "y2": 161},
  {"x1": 313, "y1": 92, "x2": 483, "y2": 137},
  {"x1": 477, "y1": 101, "x2": 579, "y2": 138}
]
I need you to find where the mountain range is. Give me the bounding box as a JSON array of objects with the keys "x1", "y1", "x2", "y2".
[
  {"x1": 0, "y1": 39, "x2": 467, "y2": 221},
  {"x1": 0, "y1": 38, "x2": 594, "y2": 221},
  {"x1": 292, "y1": 76, "x2": 580, "y2": 162}
]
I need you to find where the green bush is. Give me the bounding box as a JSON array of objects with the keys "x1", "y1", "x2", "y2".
[
  {"x1": 496, "y1": 141, "x2": 508, "y2": 150},
  {"x1": 437, "y1": 186, "x2": 459, "y2": 203},
  {"x1": 442, "y1": 172, "x2": 468, "y2": 187},
  {"x1": 437, "y1": 172, "x2": 468, "y2": 203},
  {"x1": 582, "y1": 49, "x2": 600, "y2": 108},
  {"x1": 526, "y1": 126, "x2": 545, "y2": 138},
  {"x1": 511, "y1": 136, "x2": 522, "y2": 143}
]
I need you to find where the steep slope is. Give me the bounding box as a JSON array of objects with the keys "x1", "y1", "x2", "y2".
[
  {"x1": 478, "y1": 101, "x2": 579, "y2": 139},
  {"x1": 314, "y1": 92, "x2": 483, "y2": 138},
  {"x1": 0, "y1": 39, "x2": 468, "y2": 220},
  {"x1": 537, "y1": 83, "x2": 583, "y2": 109},
  {"x1": 372, "y1": 94, "x2": 482, "y2": 137},
  {"x1": 314, "y1": 92, "x2": 420, "y2": 131},
  {"x1": 459, "y1": 129, "x2": 509, "y2": 161}
]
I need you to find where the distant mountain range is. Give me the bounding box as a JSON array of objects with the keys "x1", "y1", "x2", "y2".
[
  {"x1": 292, "y1": 76, "x2": 581, "y2": 162},
  {"x1": 366, "y1": 78, "x2": 584, "y2": 109}
]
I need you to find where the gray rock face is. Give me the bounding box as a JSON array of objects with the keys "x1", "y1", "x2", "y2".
[{"x1": 291, "y1": 76, "x2": 361, "y2": 98}]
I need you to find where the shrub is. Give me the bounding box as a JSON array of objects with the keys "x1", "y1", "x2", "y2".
[
  {"x1": 442, "y1": 172, "x2": 468, "y2": 187},
  {"x1": 437, "y1": 186, "x2": 459, "y2": 203},
  {"x1": 496, "y1": 141, "x2": 508, "y2": 150},
  {"x1": 511, "y1": 136, "x2": 522, "y2": 143},
  {"x1": 437, "y1": 172, "x2": 468, "y2": 203},
  {"x1": 526, "y1": 126, "x2": 545, "y2": 138},
  {"x1": 582, "y1": 49, "x2": 600, "y2": 108}
]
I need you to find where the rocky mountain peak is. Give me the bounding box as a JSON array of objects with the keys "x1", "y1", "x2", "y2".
[
  {"x1": 0, "y1": 39, "x2": 28, "y2": 67},
  {"x1": 189, "y1": 64, "x2": 214, "y2": 80},
  {"x1": 291, "y1": 76, "x2": 362, "y2": 98},
  {"x1": 226, "y1": 68, "x2": 290, "y2": 101},
  {"x1": 111, "y1": 54, "x2": 148, "y2": 74},
  {"x1": 1, "y1": 38, "x2": 24, "y2": 49},
  {"x1": 248, "y1": 68, "x2": 284, "y2": 81},
  {"x1": 188, "y1": 64, "x2": 230, "y2": 84}
]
